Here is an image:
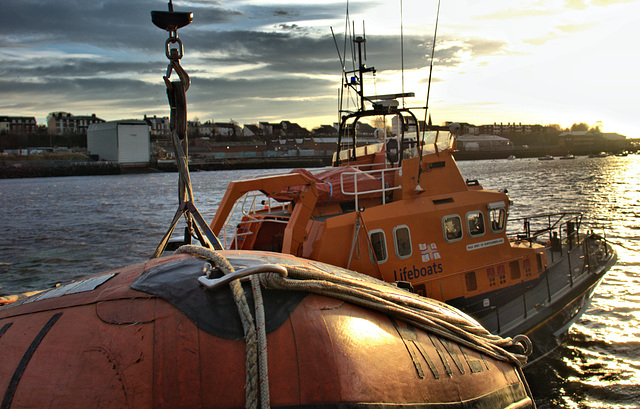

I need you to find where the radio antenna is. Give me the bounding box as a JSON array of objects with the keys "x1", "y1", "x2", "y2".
[
  {"x1": 423, "y1": 0, "x2": 441, "y2": 134},
  {"x1": 363, "y1": 21, "x2": 367, "y2": 61},
  {"x1": 400, "y1": 0, "x2": 406, "y2": 107}
]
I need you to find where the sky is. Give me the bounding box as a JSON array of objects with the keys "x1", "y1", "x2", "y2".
[{"x1": 1, "y1": 0, "x2": 639, "y2": 137}]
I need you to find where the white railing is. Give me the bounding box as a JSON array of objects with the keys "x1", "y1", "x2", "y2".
[
  {"x1": 339, "y1": 167, "x2": 402, "y2": 209},
  {"x1": 219, "y1": 187, "x2": 293, "y2": 249},
  {"x1": 218, "y1": 160, "x2": 404, "y2": 248}
]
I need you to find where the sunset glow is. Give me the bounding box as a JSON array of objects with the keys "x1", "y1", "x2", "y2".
[{"x1": 0, "y1": 0, "x2": 637, "y2": 136}]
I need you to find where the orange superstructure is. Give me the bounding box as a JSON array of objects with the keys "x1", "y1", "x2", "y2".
[{"x1": 210, "y1": 131, "x2": 546, "y2": 306}]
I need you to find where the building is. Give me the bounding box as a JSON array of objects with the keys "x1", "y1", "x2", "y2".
[
  {"x1": 601, "y1": 132, "x2": 630, "y2": 152},
  {"x1": 311, "y1": 125, "x2": 338, "y2": 137},
  {"x1": 392, "y1": 116, "x2": 427, "y2": 136},
  {"x1": 280, "y1": 121, "x2": 310, "y2": 138},
  {"x1": 87, "y1": 120, "x2": 150, "y2": 166},
  {"x1": 243, "y1": 124, "x2": 262, "y2": 139},
  {"x1": 47, "y1": 112, "x2": 105, "y2": 135},
  {"x1": 559, "y1": 131, "x2": 630, "y2": 154},
  {"x1": 456, "y1": 134, "x2": 514, "y2": 152},
  {"x1": 0, "y1": 116, "x2": 38, "y2": 135},
  {"x1": 144, "y1": 115, "x2": 170, "y2": 139},
  {"x1": 478, "y1": 122, "x2": 542, "y2": 135}
]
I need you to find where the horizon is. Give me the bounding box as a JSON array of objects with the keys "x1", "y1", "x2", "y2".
[
  {"x1": 7, "y1": 112, "x2": 616, "y2": 136},
  {"x1": 1, "y1": 0, "x2": 638, "y2": 138}
]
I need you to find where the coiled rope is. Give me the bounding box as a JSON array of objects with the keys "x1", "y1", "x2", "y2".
[
  {"x1": 257, "y1": 263, "x2": 531, "y2": 366},
  {"x1": 177, "y1": 245, "x2": 532, "y2": 409}
]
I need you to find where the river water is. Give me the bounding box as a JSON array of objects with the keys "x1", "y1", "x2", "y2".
[{"x1": 1, "y1": 155, "x2": 639, "y2": 408}]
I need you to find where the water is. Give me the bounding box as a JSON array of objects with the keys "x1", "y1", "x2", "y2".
[{"x1": 1, "y1": 156, "x2": 639, "y2": 407}]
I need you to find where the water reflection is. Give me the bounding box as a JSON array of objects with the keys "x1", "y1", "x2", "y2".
[{"x1": 458, "y1": 156, "x2": 640, "y2": 408}]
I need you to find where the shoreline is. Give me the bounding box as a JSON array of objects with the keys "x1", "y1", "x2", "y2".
[
  {"x1": 0, "y1": 156, "x2": 332, "y2": 179},
  {"x1": 2, "y1": 149, "x2": 633, "y2": 179}
]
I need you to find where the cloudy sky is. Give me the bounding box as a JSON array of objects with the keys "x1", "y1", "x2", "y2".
[{"x1": 1, "y1": 0, "x2": 638, "y2": 136}]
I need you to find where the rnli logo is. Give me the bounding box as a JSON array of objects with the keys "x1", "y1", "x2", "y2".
[{"x1": 420, "y1": 243, "x2": 440, "y2": 263}]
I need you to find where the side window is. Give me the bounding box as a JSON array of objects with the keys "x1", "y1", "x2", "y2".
[
  {"x1": 489, "y1": 208, "x2": 506, "y2": 233},
  {"x1": 393, "y1": 225, "x2": 412, "y2": 259},
  {"x1": 466, "y1": 211, "x2": 485, "y2": 237},
  {"x1": 369, "y1": 230, "x2": 388, "y2": 264},
  {"x1": 442, "y1": 215, "x2": 463, "y2": 242}
]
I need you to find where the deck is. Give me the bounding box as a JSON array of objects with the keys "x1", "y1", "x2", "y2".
[{"x1": 473, "y1": 235, "x2": 616, "y2": 361}]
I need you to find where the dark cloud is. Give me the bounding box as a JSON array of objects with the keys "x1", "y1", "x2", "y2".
[
  {"x1": 0, "y1": 0, "x2": 239, "y2": 51},
  {"x1": 188, "y1": 75, "x2": 333, "y2": 102},
  {"x1": 273, "y1": 9, "x2": 300, "y2": 18},
  {"x1": 0, "y1": 0, "x2": 509, "y2": 126},
  {"x1": 0, "y1": 60, "x2": 158, "y2": 79}
]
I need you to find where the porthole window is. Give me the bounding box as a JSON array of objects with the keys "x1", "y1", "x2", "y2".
[
  {"x1": 393, "y1": 225, "x2": 412, "y2": 259},
  {"x1": 466, "y1": 211, "x2": 485, "y2": 237},
  {"x1": 442, "y1": 215, "x2": 463, "y2": 242},
  {"x1": 489, "y1": 208, "x2": 506, "y2": 233},
  {"x1": 368, "y1": 230, "x2": 388, "y2": 264}
]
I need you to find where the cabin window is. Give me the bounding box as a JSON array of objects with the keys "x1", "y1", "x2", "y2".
[
  {"x1": 466, "y1": 211, "x2": 485, "y2": 237},
  {"x1": 510, "y1": 260, "x2": 521, "y2": 280},
  {"x1": 442, "y1": 215, "x2": 463, "y2": 242},
  {"x1": 393, "y1": 225, "x2": 412, "y2": 259},
  {"x1": 465, "y1": 271, "x2": 478, "y2": 292},
  {"x1": 489, "y1": 208, "x2": 506, "y2": 233},
  {"x1": 369, "y1": 230, "x2": 388, "y2": 264}
]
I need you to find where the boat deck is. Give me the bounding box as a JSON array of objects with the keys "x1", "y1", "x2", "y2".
[{"x1": 477, "y1": 236, "x2": 615, "y2": 338}]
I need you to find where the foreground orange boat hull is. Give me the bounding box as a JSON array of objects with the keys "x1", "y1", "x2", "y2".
[{"x1": 0, "y1": 251, "x2": 533, "y2": 408}]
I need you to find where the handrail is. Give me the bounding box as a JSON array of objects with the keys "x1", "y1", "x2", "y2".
[
  {"x1": 210, "y1": 172, "x2": 319, "y2": 256},
  {"x1": 507, "y1": 212, "x2": 583, "y2": 248},
  {"x1": 338, "y1": 167, "x2": 402, "y2": 208},
  {"x1": 463, "y1": 220, "x2": 613, "y2": 333},
  {"x1": 219, "y1": 189, "x2": 291, "y2": 249}
]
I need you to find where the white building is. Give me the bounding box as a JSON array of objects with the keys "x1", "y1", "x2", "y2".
[
  {"x1": 456, "y1": 134, "x2": 513, "y2": 152},
  {"x1": 87, "y1": 120, "x2": 150, "y2": 166}
]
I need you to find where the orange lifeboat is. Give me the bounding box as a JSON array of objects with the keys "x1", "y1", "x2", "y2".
[{"x1": 0, "y1": 248, "x2": 535, "y2": 408}]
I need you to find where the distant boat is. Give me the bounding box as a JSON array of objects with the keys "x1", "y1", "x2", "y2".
[
  {"x1": 560, "y1": 153, "x2": 575, "y2": 160},
  {"x1": 589, "y1": 152, "x2": 608, "y2": 158},
  {"x1": 507, "y1": 154, "x2": 517, "y2": 160},
  {"x1": 538, "y1": 154, "x2": 554, "y2": 161}
]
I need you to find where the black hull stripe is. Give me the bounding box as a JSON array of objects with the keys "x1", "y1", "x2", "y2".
[
  {"x1": 1, "y1": 312, "x2": 62, "y2": 409},
  {"x1": 0, "y1": 323, "x2": 12, "y2": 339}
]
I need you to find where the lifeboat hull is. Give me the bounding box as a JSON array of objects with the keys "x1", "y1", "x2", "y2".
[{"x1": 0, "y1": 251, "x2": 534, "y2": 408}]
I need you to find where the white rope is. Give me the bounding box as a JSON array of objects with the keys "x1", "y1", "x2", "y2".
[
  {"x1": 258, "y1": 264, "x2": 531, "y2": 366},
  {"x1": 250, "y1": 274, "x2": 270, "y2": 409},
  {"x1": 175, "y1": 245, "x2": 262, "y2": 409}
]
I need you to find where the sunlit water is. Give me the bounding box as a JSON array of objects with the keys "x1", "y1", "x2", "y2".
[{"x1": 1, "y1": 155, "x2": 639, "y2": 407}]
